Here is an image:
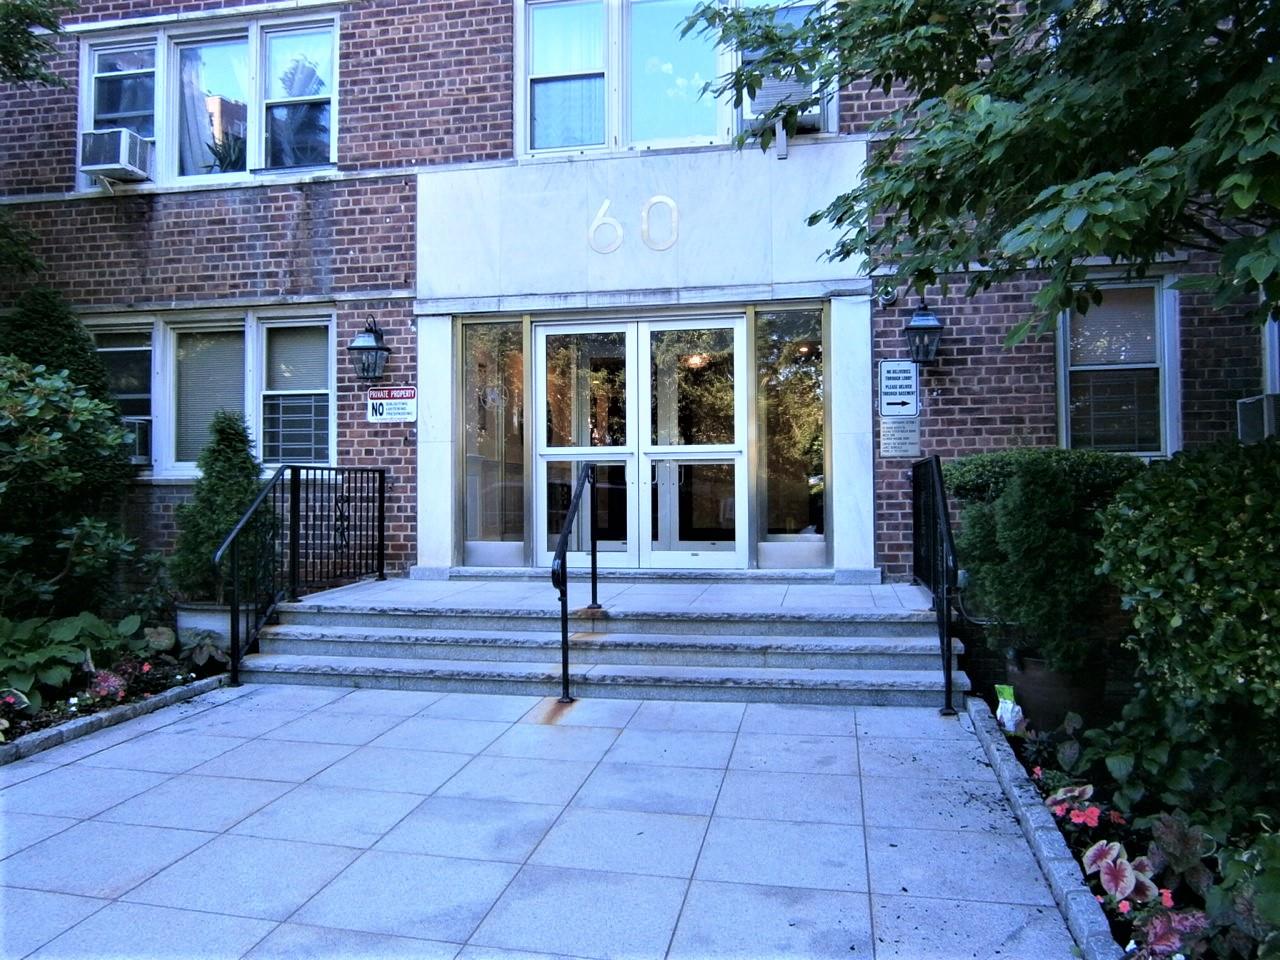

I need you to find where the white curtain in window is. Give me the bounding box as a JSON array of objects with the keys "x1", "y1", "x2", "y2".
[
  {"x1": 176, "y1": 330, "x2": 245, "y2": 461},
  {"x1": 179, "y1": 39, "x2": 249, "y2": 176},
  {"x1": 1069, "y1": 287, "x2": 1157, "y2": 366},
  {"x1": 530, "y1": 1, "x2": 605, "y2": 148}
]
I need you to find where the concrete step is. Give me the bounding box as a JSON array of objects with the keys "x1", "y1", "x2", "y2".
[
  {"x1": 275, "y1": 603, "x2": 937, "y2": 638},
  {"x1": 435, "y1": 567, "x2": 883, "y2": 585},
  {"x1": 258, "y1": 623, "x2": 962, "y2": 671},
  {"x1": 238, "y1": 653, "x2": 971, "y2": 707}
]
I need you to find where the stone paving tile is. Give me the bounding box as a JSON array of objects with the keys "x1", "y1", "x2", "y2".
[
  {"x1": 668, "y1": 879, "x2": 875, "y2": 960},
  {"x1": 0, "y1": 758, "x2": 60, "y2": 789},
  {"x1": 855, "y1": 706, "x2": 976, "y2": 741},
  {"x1": 865, "y1": 826, "x2": 1056, "y2": 905},
  {"x1": 714, "y1": 770, "x2": 862, "y2": 824},
  {"x1": 231, "y1": 783, "x2": 424, "y2": 848},
  {"x1": 0, "y1": 812, "x2": 79, "y2": 859},
  {"x1": 529, "y1": 807, "x2": 708, "y2": 878},
  {"x1": 158, "y1": 705, "x2": 307, "y2": 739},
  {"x1": 310, "y1": 745, "x2": 470, "y2": 795},
  {"x1": 729, "y1": 733, "x2": 858, "y2": 775},
  {"x1": 2, "y1": 821, "x2": 212, "y2": 898},
  {"x1": 245, "y1": 923, "x2": 460, "y2": 960},
  {"x1": 860, "y1": 775, "x2": 1020, "y2": 834},
  {"x1": 187, "y1": 738, "x2": 355, "y2": 782},
  {"x1": 482, "y1": 723, "x2": 620, "y2": 762},
  {"x1": 871, "y1": 894, "x2": 1077, "y2": 959},
  {"x1": 626, "y1": 700, "x2": 745, "y2": 732},
  {"x1": 371, "y1": 716, "x2": 512, "y2": 754},
  {"x1": 260, "y1": 709, "x2": 407, "y2": 745},
  {"x1": 324, "y1": 689, "x2": 446, "y2": 716},
  {"x1": 456, "y1": 948, "x2": 579, "y2": 960},
  {"x1": 0, "y1": 887, "x2": 106, "y2": 960},
  {"x1": 0, "y1": 764, "x2": 168, "y2": 818},
  {"x1": 470, "y1": 864, "x2": 687, "y2": 959},
  {"x1": 856, "y1": 736, "x2": 996, "y2": 781},
  {"x1": 75, "y1": 730, "x2": 244, "y2": 773},
  {"x1": 695, "y1": 817, "x2": 868, "y2": 892},
  {"x1": 123, "y1": 833, "x2": 359, "y2": 920},
  {"x1": 603, "y1": 728, "x2": 736, "y2": 768},
  {"x1": 294, "y1": 850, "x2": 518, "y2": 942},
  {"x1": 25, "y1": 900, "x2": 275, "y2": 960},
  {"x1": 739, "y1": 703, "x2": 859, "y2": 737},
  {"x1": 237, "y1": 685, "x2": 350, "y2": 711},
  {"x1": 420, "y1": 693, "x2": 543, "y2": 722},
  {"x1": 434, "y1": 756, "x2": 596, "y2": 806},
  {"x1": 92, "y1": 774, "x2": 293, "y2": 833},
  {"x1": 571, "y1": 762, "x2": 723, "y2": 816},
  {"x1": 377, "y1": 796, "x2": 561, "y2": 863},
  {"x1": 11, "y1": 722, "x2": 150, "y2": 764},
  {"x1": 520, "y1": 696, "x2": 642, "y2": 728}
]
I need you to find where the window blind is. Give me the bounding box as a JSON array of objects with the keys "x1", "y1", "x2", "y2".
[
  {"x1": 1069, "y1": 287, "x2": 1157, "y2": 366},
  {"x1": 267, "y1": 326, "x2": 328, "y2": 391},
  {"x1": 176, "y1": 330, "x2": 244, "y2": 461}
]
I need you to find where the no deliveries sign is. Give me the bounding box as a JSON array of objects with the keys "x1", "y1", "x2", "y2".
[{"x1": 367, "y1": 386, "x2": 417, "y2": 423}]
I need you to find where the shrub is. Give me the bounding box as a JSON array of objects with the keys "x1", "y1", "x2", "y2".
[
  {"x1": 1097, "y1": 439, "x2": 1280, "y2": 763},
  {"x1": 170, "y1": 410, "x2": 264, "y2": 602},
  {"x1": 0, "y1": 356, "x2": 136, "y2": 616},
  {"x1": 945, "y1": 447, "x2": 1144, "y2": 672}
]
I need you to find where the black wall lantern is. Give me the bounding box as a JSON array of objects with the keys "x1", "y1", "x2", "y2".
[
  {"x1": 347, "y1": 317, "x2": 391, "y2": 382},
  {"x1": 904, "y1": 303, "x2": 944, "y2": 364}
]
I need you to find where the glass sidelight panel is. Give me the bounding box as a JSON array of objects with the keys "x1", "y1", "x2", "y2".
[
  {"x1": 546, "y1": 461, "x2": 628, "y2": 552},
  {"x1": 545, "y1": 332, "x2": 627, "y2": 447},
  {"x1": 463, "y1": 323, "x2": 525, "y2": 542},
  {"x1": 757, "y1": 309, "x2": 824, "y2": 536},
  {"x1": 650, "y1": 327, "x2": 735, "y2": 445},
  {"x1": 650, "y1": 460, "x2": 735, "y2": 550}
]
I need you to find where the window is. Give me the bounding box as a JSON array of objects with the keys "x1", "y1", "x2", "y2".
[
  {"x1": 738, "y1": 2, "x2": 827, "y2": 136},
  {"x1": 1059, "y1": 284, "x2": 1178, "y2": 455},
  {"x1": 521, "y1": 0, "x2": 831, "y2": 153},
  {"x1": 89, "y1": 313, "x2": 333, "y2": 473},
  {"x1": 95, "y1": 330, "x2": 152, "y2": 463},
  {"x1": 82, "y1": 18, "x2": 336, "y2": 184}
]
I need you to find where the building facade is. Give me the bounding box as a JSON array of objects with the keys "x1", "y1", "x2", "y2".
[{"x1": 1, "y1": 0, "x2": 1271, "y2": 581}]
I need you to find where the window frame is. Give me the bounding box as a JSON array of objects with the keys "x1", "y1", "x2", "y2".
[
  {"x1": 257, "y1": 317, "x2": 334, "y2": 466},
  {"x1": 86, "y1": 309, "x2": 336, "y2": 477},
  {"x1": 518, "y1": 0, "x2": 830, "y2": 157},
  {"x1": 1056, "y1": 278, "x2": 1182, "y2": 458},
  {"x1": 78, "y1": 14, "x2": 339, "y2": 189},
  {"x1": 93, "y1": 325, "x2": 155, "y2": 465}
]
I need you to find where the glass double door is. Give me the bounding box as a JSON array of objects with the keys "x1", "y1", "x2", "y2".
[{"x1": 534, "y1": 317, "x2": 748, "y2": 569}]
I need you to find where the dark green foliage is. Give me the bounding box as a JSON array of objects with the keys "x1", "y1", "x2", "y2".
[
  {"x1": 1097, "y1": 439, "x2": 1280, "y2": 767},
  {"x1": 0, "y1": 357, "x2": 135, "y2": 616},
  {"x1": 0, "y1": 0, "x2": 75, "y2": 87},
  {"x1": 170, "y1": 411, "x2": 264, "y2": 602},
  {"x1": 0, "y1": 287, "x2": 115, "y2": 402},
  {"x1": 945, "y1": 448, "x2": 1143, "y2": 672},
  {"x1": 686, "y1": 0, "x2": 1280, "y2": 335}
]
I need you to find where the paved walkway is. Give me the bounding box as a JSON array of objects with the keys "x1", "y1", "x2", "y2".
[
  {"x1": 1, "y1": 686, "x2": 1075, "y2": 959},
  {"x1": 300, "y1": 578, "x2": 933, "y2": 616}
]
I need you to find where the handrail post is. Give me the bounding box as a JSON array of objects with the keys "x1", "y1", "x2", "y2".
[
  {"x1": 558, "y1": 574, "x2": 573, "y2": 703},
  {"x1": 288, "y1": 466, "x2": 302, "y2": 602},
  {"x1": 376, "y1": 468, "x2": 387, "y2": 581},
  {"x1": 228, "y1": 543, "x2": 241, "y2": 687},
  {"x1": 587, "y1": 464, "x2": 601, "y2": 610}
]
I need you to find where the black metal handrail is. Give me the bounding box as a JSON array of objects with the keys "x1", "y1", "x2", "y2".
[
  {"x1": 912, "y1": 455, "x2": 959, "y2": 716},
  {"x1": 549, "y1": 462, "x2": 601, "y2": 703},
  {"x1": 213, "y1": 464, "x2": 387, "y2": 685}
]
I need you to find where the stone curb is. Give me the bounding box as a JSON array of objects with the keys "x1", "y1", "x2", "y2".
[
  {"x1": 967, "y1": 697, "x2": 1124, "y2": 960},
  {"x1": 0, "y1": 675, "x2": 227, "y2": 765}
]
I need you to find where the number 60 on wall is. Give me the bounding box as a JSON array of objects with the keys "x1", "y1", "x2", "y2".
[{"x1": 589, "y1": 196, "x2": 679, "y2": 254}]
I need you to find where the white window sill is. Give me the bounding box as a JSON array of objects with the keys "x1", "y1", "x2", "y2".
[{"x1": 74, "y1": 164, "x2": 340, "y2": 199}]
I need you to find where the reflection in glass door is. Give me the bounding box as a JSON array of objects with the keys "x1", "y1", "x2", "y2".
[{"x1": 534, "y1": 317, "x2": 747, "y2": 569}]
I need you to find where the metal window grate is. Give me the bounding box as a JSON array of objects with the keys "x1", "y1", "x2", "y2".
[{"x1": 263, "y1": 392, "x2": 328, "y2": 463}]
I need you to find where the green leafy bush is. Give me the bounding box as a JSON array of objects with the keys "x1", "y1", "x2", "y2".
[
  {"x1": 170, "y1": 410, "x2": 264, "y2": 602},
  {"x1": 945, "y1": 447, "x2": 1144, "y2": 672},
  {"x1": 1098, "y1": 439, "x2": 1280, "y2": 764},
  {"x1": 0, "y1": 356, "x2": 135, "y2": 616}
]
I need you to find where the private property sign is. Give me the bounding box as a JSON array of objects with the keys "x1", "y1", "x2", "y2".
[
  {"x1": 878, "y1": 360, "x2": 919, "y2": 418},
  {"x1": 367, "y1": 386, "x2": 417, "y2": 423}
]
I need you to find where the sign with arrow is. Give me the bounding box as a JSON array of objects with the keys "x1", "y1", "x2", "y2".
[{"x1": 878, "y1": 360, "x2": 919, "y2": 418}]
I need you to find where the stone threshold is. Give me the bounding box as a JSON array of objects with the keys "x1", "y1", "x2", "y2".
[
  {"x1": 416, "y1": 566, "x2": 884, "y2": 584},
  {"x1": 967, "y1": 697, "x2": 1123, "y2": 960},
  {"x1": 0, "y1": 675, "x2": 227, "y2": 765}
]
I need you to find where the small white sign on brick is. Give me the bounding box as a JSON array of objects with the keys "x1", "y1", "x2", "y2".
[{"x1": 367, "y1": 386, "x2": 417, "y2": 423}]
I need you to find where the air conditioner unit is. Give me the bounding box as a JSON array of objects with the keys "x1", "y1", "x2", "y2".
[
  {"x1": 747, "y1": 76, "x2": 825, "y2": 134},
  {"x1": 80, "y1": 128, "x2": 153, "y2": 182},
  {"x1": 1237, "y1": 394, "x2": 1280, "y2": 443}
]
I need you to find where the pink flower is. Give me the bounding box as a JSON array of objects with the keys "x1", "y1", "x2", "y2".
[
  {"x1": 1160, "y1": 888, "x2": 1174, "y2": 908},
  {"x1": 1032, "y1": 766, "x2": 1042, "y2": 779},
  {"x1": 1081, "y1": 806, "x2": 1101, "y2": 828},
  {"x1": 1095, "y1": 895, "x2": 1104, "y2": 903},
  {"x1": 1118, "y1": 900, "x2": 1131, "y2": 915},
  {"x1": 3, "y1": 695, "x2": 14, "y2": 704},
  {"x1": 142, "y1": 662, "x2": 152, "y2": 674},
  {"x1": 1052, "y1": 803, "x2": 1069, "y2": 818}
]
